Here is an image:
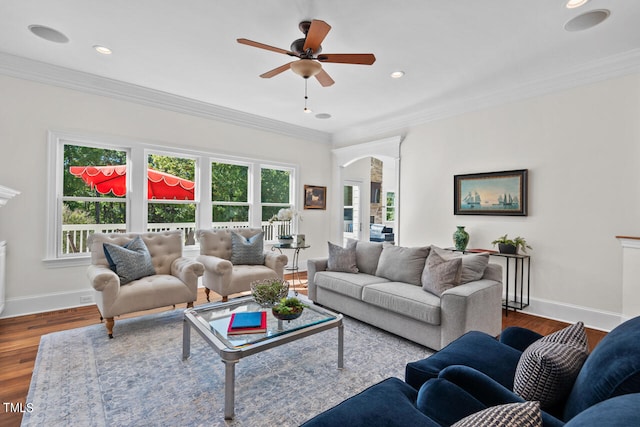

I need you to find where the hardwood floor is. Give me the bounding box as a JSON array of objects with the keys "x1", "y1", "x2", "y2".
[{"x1": 0, "y1": 279, "x2": 606, "y2": 427}]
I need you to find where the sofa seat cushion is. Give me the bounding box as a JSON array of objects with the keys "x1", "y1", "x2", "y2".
[
  {"x1": 405, "y1": 331, "x2": 523, "y2": 390},
  {"x1": 361, "y1": 282, "x2": 441, "y2": 324},
  {"x1": 314, "y1": 271, "x2": 388, "y2": 300}
]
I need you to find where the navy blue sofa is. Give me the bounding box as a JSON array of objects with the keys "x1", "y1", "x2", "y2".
[{"x1": 302, "y1": 316, "x2": 640, "y2": 426}]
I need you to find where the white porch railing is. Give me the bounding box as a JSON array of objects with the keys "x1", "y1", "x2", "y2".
[{"x1": 62, "y1": 221, "x2": 292, "y2": 254}]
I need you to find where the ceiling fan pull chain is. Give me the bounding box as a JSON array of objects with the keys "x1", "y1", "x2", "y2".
[{"x1": 303, "y1": 79, "x2": 311, "y2": 113}]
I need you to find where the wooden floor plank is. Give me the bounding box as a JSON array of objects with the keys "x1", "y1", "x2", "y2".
[{"x1": 0, "y1": 275, "x2": 607, "y2": 427}]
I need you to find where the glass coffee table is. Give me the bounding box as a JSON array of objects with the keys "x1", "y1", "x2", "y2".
[{"x1": 182, "y1": 296, "x2": 344, "y2": 420}]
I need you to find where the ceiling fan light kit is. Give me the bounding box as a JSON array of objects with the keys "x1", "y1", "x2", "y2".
[{"x1": 290, "y1": 59, "x2": 322, "y2": 78}]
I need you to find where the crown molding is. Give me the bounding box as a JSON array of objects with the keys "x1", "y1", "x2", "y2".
[
  {"x1": 0, "y1": 52, "x2": 331, "y2": 144},
  {"x1": 2, "y1": 49, "x2": 639, "y2": 148},
  {"x1": 333, "y1": 48, "x2": 640, "y2": 144}
]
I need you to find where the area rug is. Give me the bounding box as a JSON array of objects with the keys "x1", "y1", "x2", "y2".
[{"x1": 22, "y1": 308, "x2": 433, "y2": 426}]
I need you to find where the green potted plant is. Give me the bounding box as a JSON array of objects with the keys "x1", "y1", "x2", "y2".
[
  {"x1": 250, "y1": 279, "x2": 289, "y2": 307},
  {"x1": 491, "y1": 234, "x2": 532, "y2": 254},
  {"x1": 272, "y1": 296, "x2": 308, "y2": 320}
]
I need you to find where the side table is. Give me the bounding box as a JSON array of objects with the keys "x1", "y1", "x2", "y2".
[
  {"x1": 271, "y1": 243, "x2": 310, "y2": 294},
  {"x1": 445, "y1": 248, "x2": 531, "y2": 316}
]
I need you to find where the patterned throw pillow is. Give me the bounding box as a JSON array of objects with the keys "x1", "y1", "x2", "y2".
[
  {"x1": 327, "y1": 240, "x2": 359, "y2": 273},
  {"x1": 421, "y1": 249, "x2": 462, "y2": 296},
  {"x1": 513, "y1": 322, "x2": 589, "y2": 409},
  {"x1": 452, "y1": 401, "x2": 542, "y2": 427},
  {"x1": 103, "y1": 236, "x2": 156, "y2": 285},
  {"x1": 230, "y1": 232, "x2": 265, "y2": 265}
]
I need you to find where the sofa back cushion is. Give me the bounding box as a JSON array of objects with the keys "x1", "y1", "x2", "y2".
[
  {"x1": 375, "y1": 244, "x2": 430, "y2": 285},
  {"x1": 348, "y1": 239, "x2": 384, "y2": 275},
  {"x1": 430, "y1": 246, "x2": 490, "y2": 284},
  {"x1": 89, "y1": 230, "x2": 182, "y2": 275},
  {"x1": 563, "y1": 315, "x2": 640, "y2": 421},
  {"x1": 197, "y1": 228, "x2": 262, "y2": 260}
]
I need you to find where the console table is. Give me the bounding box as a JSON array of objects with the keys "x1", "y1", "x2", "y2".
[
  {"x1": 486, "y1": 251, "x2": 531, "y2": 316},
  {"x1": 445, "y1": 248, "x2": 531, "y2": 316},
  {"x1": 271, "y1": 243, "x2": 310, "y2": 294}
]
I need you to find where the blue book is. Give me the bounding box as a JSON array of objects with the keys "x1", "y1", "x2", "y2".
[{"x1": 230, "y1": 312, "x2": 264, "y2": 329}]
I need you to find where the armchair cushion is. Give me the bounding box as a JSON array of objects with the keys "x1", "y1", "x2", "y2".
[
  {"x1": 514, "y1": 322, "x2": 588, "y2": 409},
  {"x1": 230, "y1": 231, "x2": 265, "y2": 265},
  {"x1": 102, "y1": 235, "x2": 156, "y2": 285},
  {"x1": 452, "y1": 401, "x2": 542, "y2": 427}
]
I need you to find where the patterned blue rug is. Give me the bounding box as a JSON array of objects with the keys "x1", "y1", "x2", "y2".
[{"x1": 22, "y1": 307, "x2": 432, "y2": 426}]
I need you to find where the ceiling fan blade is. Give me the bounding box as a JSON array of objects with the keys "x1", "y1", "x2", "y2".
[
  {"x1": 303, "y1": 20, "x2": 331, "y2": 53},
  {"x1": 260, "y1": 62, "x2": 294, "y2": 79},
  {"x1": 237, "y1": 38, "x2": 297, "y2": 57},
  {"x1": 315, "y1": 69, "x2": 335, "y2": 87},
  {"x1": 317, "y1": 53, "x2": 376, "y2": 65}
]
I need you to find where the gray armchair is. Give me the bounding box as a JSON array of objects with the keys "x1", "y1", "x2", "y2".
[
  {"x1": 87, "y1": 230, "x2": 204, "y2": 338},
  {"x1": 196, "y1": 228, "x2": 288, "y2": 302}
]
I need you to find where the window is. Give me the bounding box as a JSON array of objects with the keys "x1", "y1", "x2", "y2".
[
  {"x1": 146, "y1": 153, "x2": 197, "y2": 245},
  {"x1": 62, "y1": 144, "x2": 127, "y2": 256},
  {"x1": 261, "y1": 167, "x2": 293, "y2": 239},
  {"x1": 211, "y1": 161, "x2": 250, "y2": 227},
  {"x1": 47, "y1": 131, "x2": 298, "y2": 262},
  {"x1": 386, "y1": 191, "x2": 396, "y2": 222}
]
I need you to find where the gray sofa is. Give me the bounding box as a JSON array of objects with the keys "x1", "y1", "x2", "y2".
[{"x1": 307, "y1": 241, "x2": 503, "y2": 350}]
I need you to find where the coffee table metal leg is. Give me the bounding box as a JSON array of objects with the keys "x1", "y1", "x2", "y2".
[
  {"x1": 338, "y1": 323, "x2": 344, "y2": 369},
  {"x1": 182, "y1": 317, "x2": 191, "y2": 360},
  {"x1": 223, "y1": 359, "x2": 238, "y2": 420}
]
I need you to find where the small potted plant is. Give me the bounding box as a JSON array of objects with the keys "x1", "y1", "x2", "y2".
[
  {"x1": 250, "y1": 279, "x2": 289, "y2": 307},
  {"x1": 272, "y1": 297, "x2": 308, "y2": 321},
  {"x1": 491, "y1": 234, "x2": 532, "y2": 254}
]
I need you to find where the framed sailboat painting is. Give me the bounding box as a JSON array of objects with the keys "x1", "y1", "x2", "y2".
[{"x1": 454, "y1": 169, "x2": 528, "y2": 216}]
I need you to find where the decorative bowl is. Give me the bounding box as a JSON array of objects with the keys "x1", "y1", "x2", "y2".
[
  {"x1": 272, "y1": 307, "x2": 303, "y2": 321},
  {"x1": 250, "y1": 279, "x2": 289, "y2": 307}
]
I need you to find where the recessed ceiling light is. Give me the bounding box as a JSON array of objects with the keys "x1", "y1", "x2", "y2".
[
  {"x1": 28, "y1": 25, "x2": 69, "y2": 43},
  {"x1": 93, "y1": 45, "x2": 113, "y2": 55},
  {"x1": 315, "y1": 113, "x2": 332, "y2": 119},
  {"x1": 566, "y1": 0, "x2": 589, "y2": 9},
  {"x1": 564, "y1": 9, "x2": 610, "y2": 32},
  {"x1": 390, "y1": 71, "x2": 405, "y2": 79}
]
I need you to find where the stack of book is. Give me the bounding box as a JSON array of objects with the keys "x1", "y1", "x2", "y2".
[{"x1": 226, "y1": 311, "x2": 267, "y2": 335}]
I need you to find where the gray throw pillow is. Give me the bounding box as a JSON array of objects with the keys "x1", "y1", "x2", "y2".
[
  {"x1": 431, "y1": 246, "x2": 490, "y2": 283},
  {"x1": 230, "y1": 231, "x2": 265, "y2": 265},
  {"x1": 375, "y1": 244, "x2": 430, "y2": 285},
  {"x1": 513, "y1": 322, "x2": 589, "y2": 409},
  {"x1": 103, "y1": 236, "x2": 156, "y2": 285},
  {"x1": 327, "y1": 241, "x2": 359, "y2": 273},
  {"x1": 452, "y1": 401, "x2": 542, "y2": 427},
  {"x1": 421, "y1": 249, "x2": 462, "y2": 296},
  {"x1": 348, "y1": 239, "x2": 383, "y2": 275}
]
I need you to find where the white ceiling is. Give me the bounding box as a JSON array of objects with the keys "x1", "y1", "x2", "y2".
[{"x1": 1, "y1": 1, "x2": 639, "y2": 143}]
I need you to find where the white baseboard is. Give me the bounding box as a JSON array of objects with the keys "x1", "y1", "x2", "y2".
[
  {"x1": 0, "y1": 289, "x2": 96, "y2": 319},
  {"x1": 515, "y1": 296, "x2": 623, "y2": 332},
  {"x1": 1, "y1": 286, "x2": 627, "y2": 331}
]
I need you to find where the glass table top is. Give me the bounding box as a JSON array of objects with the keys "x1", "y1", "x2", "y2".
[{"x1": 187, "y1": 297, "x2": 338, "y2": 349}]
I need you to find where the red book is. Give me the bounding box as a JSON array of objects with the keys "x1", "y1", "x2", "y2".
[{"x1": 227, "y1": 311, "x2": 267, "y2": 335}]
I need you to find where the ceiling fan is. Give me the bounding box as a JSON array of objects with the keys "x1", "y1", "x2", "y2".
[{"x1": 237, "y1": 19, "x2": 376, "y2": 87}]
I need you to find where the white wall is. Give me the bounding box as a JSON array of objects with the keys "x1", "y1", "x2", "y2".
[
  {"x1": 400, "y1": 73, "x2": 640, "y2": 329},
  {"x1": 0, "y1": 75, "x2": 332, "y2": 317}
]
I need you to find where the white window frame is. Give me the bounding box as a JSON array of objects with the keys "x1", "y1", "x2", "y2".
[{"x1": 45, "y1": 130, "x2": 298, "y2": 267}]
